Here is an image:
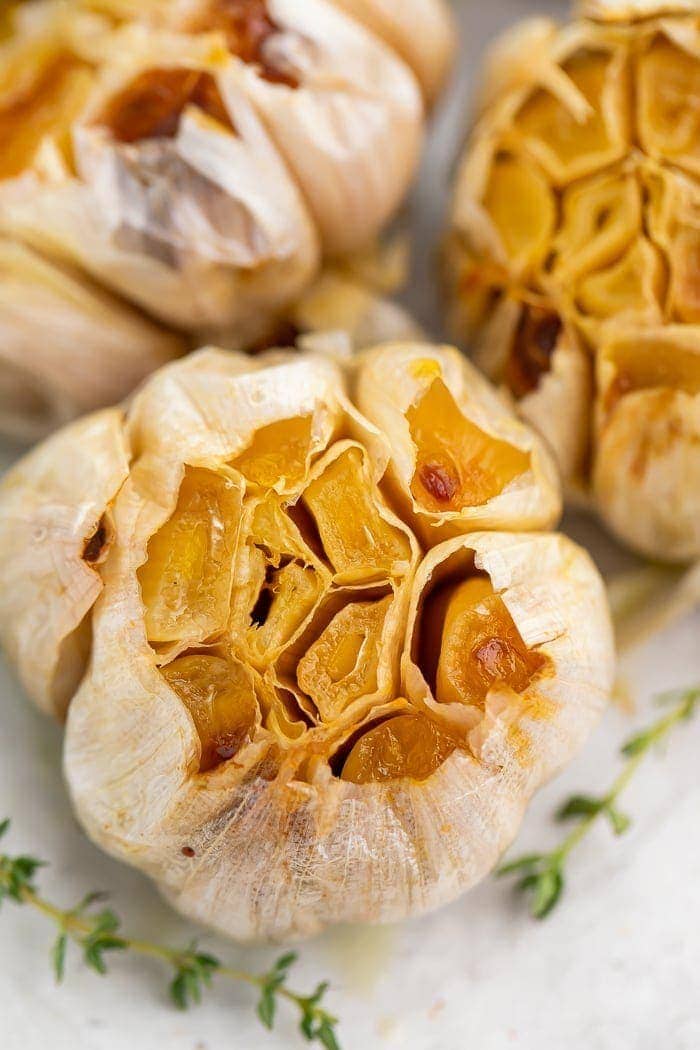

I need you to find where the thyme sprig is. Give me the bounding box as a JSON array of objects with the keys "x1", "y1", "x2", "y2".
[
  {"x1": 498, "y1": 685, "x2": 700, "y2": 919},
  {"x1": 0, "y1": 820, "x2": 340, "y2": 1049}
]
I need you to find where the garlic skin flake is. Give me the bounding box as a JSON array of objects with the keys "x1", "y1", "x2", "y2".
[
  {"x1": 444, "y1": 0, "x2": 700, "y2": 562},
  {"x1": 0, "y1": 344, "x2": 613, "y2": 941}
]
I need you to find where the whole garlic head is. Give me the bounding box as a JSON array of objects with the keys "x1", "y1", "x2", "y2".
[
  {"x1": 0, "y1": 343, "x2": 613, "y2": 941},
  {"x1": 0, "y1": 0, "x2": 448, "y2": 439},
  {"x1": 444, "y1": 0, "x2": 700, "y2": 562}
]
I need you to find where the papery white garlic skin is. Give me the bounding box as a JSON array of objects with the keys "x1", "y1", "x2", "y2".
[
  {"x1": 0, "y1": 239, "x2": 183, "y2": 441},
  {"x1": 220, "y1": 0, "x2": 425, "y2": 255},
  {"x1": 326, "y1": 0, "x2": 457, "y2": 103}
]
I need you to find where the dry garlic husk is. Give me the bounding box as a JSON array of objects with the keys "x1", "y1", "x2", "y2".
[
  {"x1": 0, "y1": 238, "x2": 183, "y2": 441},
  {"x1": 445, "y1": 0, "x2": 700, "y2": 561},
  {"x1": 75, "y1": 0, "x2": 427, "y2": 256},
  {"x1": 0, "y1": 342, "x2": 614, "y2": 941}
]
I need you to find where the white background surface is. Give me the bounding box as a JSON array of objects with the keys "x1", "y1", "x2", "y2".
[{"x1": 3, "y1": 3, "x2": 700, "y2": 1049}]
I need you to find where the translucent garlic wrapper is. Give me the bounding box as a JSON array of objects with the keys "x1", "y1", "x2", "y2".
[
  {"x1": 444, "y1": 0, "x2": 700, "y2": 562},
  {"x1": 0, "y1": 342, "x2": 613, "y2": 941},
  {"x1": 0, "y1": 0, "x2": 450, "y2": 438}
]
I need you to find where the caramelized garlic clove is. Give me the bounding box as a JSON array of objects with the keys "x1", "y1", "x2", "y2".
[
  {"x1": 510, "y1": 46, "x2": 630, "y2": 186},
  {"x1": 301, "y1": 444, "x2": 413, "y2": 583},
  {"x1": 403, "y1": 530, "x2": 614, "y2": 781},
  {"x1": 431, "y1": 575, "x2": 546, "y2": 708},
  {"x1": 354, "y1": 342, "x2": 561, "y2": 539},
  {"x1": 138, "y1": 466, "x2": 242, "y2": 645},
  {"x1": 341, "y1": 711, "x2": 456, "y2": 784},
  {"x1": 163, "y1": 654, "x2": 258, "y2": 772}
]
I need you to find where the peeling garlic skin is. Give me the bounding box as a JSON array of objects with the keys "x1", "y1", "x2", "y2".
[
  {"x1": 444, "y1": 0, "x2": 700, "y2": 561},
  {"x1": 0, "y1": 343, "x2": 615, "y2": 941}
]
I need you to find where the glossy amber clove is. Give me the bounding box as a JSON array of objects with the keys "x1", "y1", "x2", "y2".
[{"x1": 341, "y1": 712, "x2": 456, "y2": 784}]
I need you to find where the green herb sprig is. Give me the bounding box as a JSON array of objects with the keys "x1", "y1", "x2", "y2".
[
  {"x1": 0, "y1": 819, "x2": 340, "y2": 1048},
  {"x1": 497, "y1": 685, "x2": 700, "y2": 918}
]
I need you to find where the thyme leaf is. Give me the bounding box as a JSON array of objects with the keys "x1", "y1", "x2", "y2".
[
  {"x1": 498, "y1": 684, "x2": 700, "y2": 918},
  {"x1": 0, "y1": 822, "x2": 341, "y2": 1048}
]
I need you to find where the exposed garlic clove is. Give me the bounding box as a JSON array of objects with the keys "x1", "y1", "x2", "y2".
[
  {"x1": 0, "y1": 238, "x2": 183, "y2": 441},
  {"x1": 402, "y1": 529, "x2": 614, "y2": 785},
  {"x1": 0, "y1": 344, "x2": 613, "y2": 941},
  {"x1": 352, "y1": 342, "x2": 562, "y2": 543},
  {"x1": 593, "y1": 326, "x2": 700, "y2": 561},
  {"x1": 445, "y1": 2, "x2": 700, "y2": 562},
  {"x1": 0, "y1": 408, "x2": 129, "y2": 718}
]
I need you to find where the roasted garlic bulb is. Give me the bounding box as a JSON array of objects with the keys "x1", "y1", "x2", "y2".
[
  {"x1": 445, "y1": 0, "x2": 700, "y2": 562},
  {"x1": 0, "y1": 342, "x2": 614, "y2": 941},
  {"x1": 0, "y1": 0, "x2": 453, "y2": 438}
]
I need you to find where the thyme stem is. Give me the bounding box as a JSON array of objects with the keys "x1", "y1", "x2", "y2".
[
  {"x1": 0, "y1": 824, "x2": 340, "y2": 1049},
  {"x1": 497, "y1": 685, "x2": 700, "y2": 918}
]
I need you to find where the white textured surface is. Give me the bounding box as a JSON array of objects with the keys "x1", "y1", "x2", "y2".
[{"x1": 3, "y1": 2, "x2": 700, "y2": 1048}]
